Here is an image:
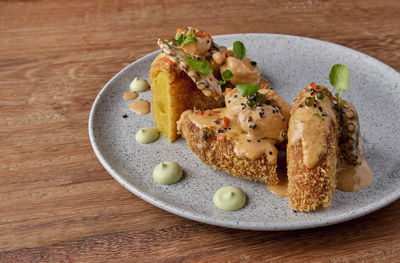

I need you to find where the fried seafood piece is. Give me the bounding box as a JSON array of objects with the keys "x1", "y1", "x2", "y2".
[
  {"x1": 287, "y1": 84, "x2": 339, "y2": 212},
  {"x1": 177, "y1": 88, "x2": 290, "y2": 184},
  {"x1": 150, "y1": 54, "x2": 224, "y2": 142}
]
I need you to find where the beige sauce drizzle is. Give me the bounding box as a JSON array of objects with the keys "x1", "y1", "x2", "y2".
[
  {"x1": 336, "y1": 158, "x2": 373, "y2": 192},
  {"x1": 267, "y1": 169, "x2": 288, "y2": 197},
  {"x1": 288, "y1": 89, "x2": 336, "y2": 168},
  {"x1": 178, "y1": 89, "x2": 288, "y2": 164},
  {"x1": 129, "y1": 100, "x2": 151, "y2": 115},
  {"x1": 123, "y1": 91, "x2": 138, "y2": 101}
]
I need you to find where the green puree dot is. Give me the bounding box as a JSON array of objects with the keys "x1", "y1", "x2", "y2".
[
  {"x1": 135, "y1": 128, "x2": 159, "y2": 144},
  {"x1": 213, "y1": 186, "x2": 246, "y2": 211},
  {"x1": 153, "y1": 161, "x2": 182, "y2": 185},
  {"x1": 130, "y1": 77, "x2": 149, "y2": 92}
]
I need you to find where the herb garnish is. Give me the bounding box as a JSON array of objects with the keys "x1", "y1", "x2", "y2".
[
  {"x1": 176, "y1": 33, "x2": 198, "y2": 46},
  {"x1": 313, "y1": 113, "x2": 325, "y2": 121},
  {"x1": 236, "y1": 84, "x2": 260, "y2": 96},
  {"x1": 233, "y1": 41, "x2": 246, "y2": 60},
  {"x1": 187, "y1": 56, "x2": 213, "y2": 75},
  {"x1": 329, "y1": 64, "x2": 349, "y2": 106},
  {"x1": 219, "y1": 69, "x2": 234, "y2": 85}
]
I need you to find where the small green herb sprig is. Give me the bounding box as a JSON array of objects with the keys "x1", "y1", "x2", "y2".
[
  {"x1": 219, "y1": 70, "x2": 234, "y2": 85},
  {"x1": 236, "y1": 84, "x2": 260, "y2": 96},
  {"x1": 329, "y1": 64, "x2": 349, "y2": 106},
  {"x1": 233, "y1": 41, "x2": 246, "y2": 60},
  {"x1": 176, "y1": 33, "x2": 197, "y2": 46},
  {"x1": 187, "y1": 56, "x2": 213, "y2": 75}
]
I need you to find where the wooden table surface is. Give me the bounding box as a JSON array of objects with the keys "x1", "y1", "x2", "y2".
[{"x1": 1, "y1": 0, "x2": 400, "y2": 262}]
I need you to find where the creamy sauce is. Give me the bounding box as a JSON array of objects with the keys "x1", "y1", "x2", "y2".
[
  {"x1": 213, "y1": 186, "x2": 246, "y2": 211},
  {"x1": 220, "y1": 56, "x2": 260, "y2": 85},
  {"x1": 336, "y1": 158, "x2": 373, "y2": 192},
  {"x1": 153, "y1": 161, "x2": 183, "y2": 185},
  {"x1": 130, "y1": 77, "x2": 149, "y2": 92},
  {"x1": 129, "y1": 100, "x2": 151, "y2": 115},
  {"x1": 123, "y1": 91, "x2": 138, "y2": 101},
  {"x1": 182, "y1": 36, "x2": 211, "y2": 56},
  {"x1": 135, "y1": 127, "x2": 159, "y2": 144},
  {"x1": 267, "y1": 169, "x2": 288, "y2": 197},
  {"x1": 178, "y1": 89, "x2": 290, "y2": 164},
  {"x1": 288, "y1": 87, "x2": 337, "y2": 168}
]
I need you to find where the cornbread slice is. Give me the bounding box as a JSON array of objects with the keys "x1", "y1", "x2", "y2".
[{"x1": 149, "y1": 54, "x2": 224, "y2": 142}]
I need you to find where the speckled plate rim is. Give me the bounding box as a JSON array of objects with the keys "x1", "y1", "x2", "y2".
[{"x1": 89, "y1": 33, "x2": 400, "y2": 231}]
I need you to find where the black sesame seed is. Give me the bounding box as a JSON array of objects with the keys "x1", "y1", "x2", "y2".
[
  {"x1": 241, "y1": 103, "x2": 245, "y2": 106},
  {"x1": 282, "y1": 118, "x2": 285, "y2": 122},
  {"x1": 318, "y1": 106, "x2": 323, "y2": 112},
  {"x1": 248, "y1": 116, "x2": 252, "y2": 122},
  {"x1": 272, "y1": 110, "x2": 276, "y2": 114},
  {"x1": 266, "y1": 100, "x2": 271, "y2": 105},
  {"x1": 247, "y1": 139, "x2": 251, "y2": 142},
  {"x1": 257, "y1": 139, "x2": 260, "y2": 142},
  {"x1": 228, "y1": 100, "x2": 231, "y2": 104},
  {"x1": 250, "y1": 61, "x2": 257, "y2": 66},
  {"x1": 233, "y1": 95, "x2": 237, "y2": 98},
  {"x1": 313, "y1": 103, "x2": 317, "y2": 107},
  {"x1": 217, "y1": 129, "x2": 224, "y2": 134},
  {"x1": 259, "y1": 112, "x2": 264, "y2": 117},
  {"x1": 322, "y1": 112, "x2": 327, "y2": 117},
  {"x1": 269, "y1": 151, "x2": 273, "y2": 155},
  {"x1": 298, "y1": 104, "x2": 303, "y2": 108},
  {"x1": 249, "y1": 124, "x2": 257, "y2": 129},
  {"x1": 122, "y1": 114, "x2": 128, "y2": 118}
]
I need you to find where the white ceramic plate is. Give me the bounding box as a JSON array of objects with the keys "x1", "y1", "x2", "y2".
[{"x1": 89, "y1": 34, "x2": 400, "y2": 230}]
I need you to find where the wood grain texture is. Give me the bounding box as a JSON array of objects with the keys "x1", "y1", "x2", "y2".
[{"x1": 1, "y1": 0, "x2": 399, "y2": 262}]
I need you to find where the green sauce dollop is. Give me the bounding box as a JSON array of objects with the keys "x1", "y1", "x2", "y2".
[
  {"x1": 153, "y1": 161, "x2": 182, "y2": 185},
  {"x1": 135, "y1": 128, "x2": 159, "y2": 144},
  {"x1": 213, "y1": 186, "x2": 246, "y2": 211},
  {"x1": 130, "y1": 77, "x2": 149, "y2": 92}
]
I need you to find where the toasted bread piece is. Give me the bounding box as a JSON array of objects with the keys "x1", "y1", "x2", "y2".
[
  {"x1": 149, "y1": 54, "x2": 224, "y2": 142},
  {"x1": 178, "y1": 111, "x2": 279, "y2": 184},
  {"x1": 287, "y1": 85, "x2": 339, "y2": 212}
]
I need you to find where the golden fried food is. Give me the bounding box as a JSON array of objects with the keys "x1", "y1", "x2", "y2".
[
  {"x1": 177, "y1": 88, "x2": 291, "y2": 184},
  {"x1": 178, "y1": 111, "x2": 279, "y2": 184},
  {"x1": 287, "y1": 84, "x2": 339, "y2": 212}
]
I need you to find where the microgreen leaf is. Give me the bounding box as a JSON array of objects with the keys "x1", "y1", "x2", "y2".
[
  {"x1": 175, "y1": 33, "x2": 184, "y2": 45},
  {"x1": 181, "y1": 35, "x2": 197, "y2": 46},
  {"x1": 219, "y1": 80, "x2": 226, "y2": 85},
  {"x1": 236, "y1": 84, "x2": 260, "y2": 96},
  {"x1": 221, "y1": 70, "x2": 233, "y2": 81},
  {"x1": 329, "y1": 64, "x2": 349, "y2": 105},
  {"x1": 233, "y1": 41, "x2": 246, "y2": 60},
  {"x1": 187, "y1": 56, "x2": 213, "y2": 75}
]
